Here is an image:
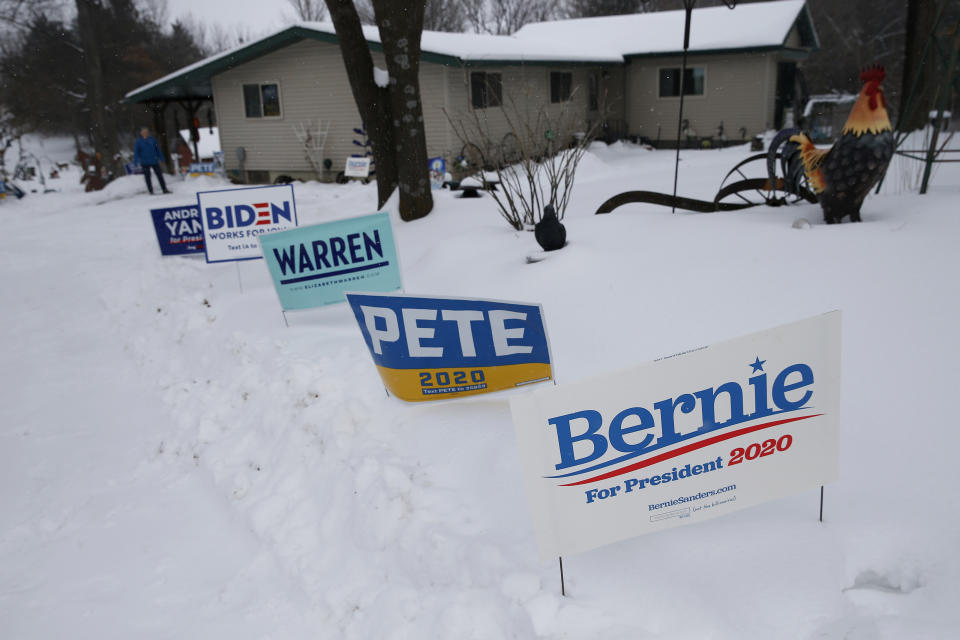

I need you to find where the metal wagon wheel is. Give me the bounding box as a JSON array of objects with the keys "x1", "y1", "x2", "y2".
[
  {"x1": 496, "y1": 132, "x2": 523, "y2": 168},
  {"x1": 713, "y1": 152, "x2": 818, "y2": 209},
  {"x1": 456, "y1": 142, "x2": 489, "y2": 173}
]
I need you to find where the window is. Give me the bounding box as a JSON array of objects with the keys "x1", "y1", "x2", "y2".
[
  {"x1": 659, "y1": 67, "x2": 705, "y2": 97},
  {"x1": 243, "y1": 82, "x2": 282, "y2": 118},
  {"x1": 471, "y1": 72, "x2": 502, "y2": 109},
  {"x1": 588, "y1": 72, "x2": 600, "y2": 111},
  {"x1": 550, "y1": 71, "x2": 572, "y2": 103}
]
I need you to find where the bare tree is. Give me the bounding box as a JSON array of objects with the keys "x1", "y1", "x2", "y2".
[
  {"x1": 802, "y1": 0, "x2": 907, "y2": 99},
  {"x1": 465, "y1": 0, "x2": 561, "y2": 35},
  {"x1": 0, "y1": 0, "x2": 61, "y2": 32},
  {"x1": 352, "y1": 0, "x2": 374, "y2": 24},
  {"x1": 287, "y1": 0, "x2": 327, "y2": 21},
  {"x1": 291, "y1": 119, "x2": 330, "y2": 179},
  {"x1": 564, "y1": 0, "x2": 655, "y2": 18},
  {"x1": 424, "y1": 0, "x2": 467, "y2": 32},
  {"x1": 898, "y1": 0, "x2": 939, "y2": 131},
  {"x1": 138, "y1": 0, "x2": 169, "y2": 26},
  {"x1": 324, "y1": 0, "x2": 433, "y2": 221},
  {"x1": 348, "y1": 0, "x2": 464, "y2": 30},
  {"x1": 182, "y1": 17, "x2": 257, "y2": 54},
  {"x1": 75, "y1": 0, "x2": 121, "y2": 174}
]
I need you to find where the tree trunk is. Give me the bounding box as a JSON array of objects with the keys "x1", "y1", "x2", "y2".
[
  {"x1": 324, "y1": 0, "x2": 432, "y2": 221},
  {"x1": 75, "y1": 0, "x2": 121, "y2": 175},
  {"x1": 151, "y1": 102, "x2": 173, "y2": 174},
  {"x1": 898, "y1": 0, "x2": 939, "y2": 131},
  {"x1": 372, "y1": 0, "x2": 433, "y2": 220}
]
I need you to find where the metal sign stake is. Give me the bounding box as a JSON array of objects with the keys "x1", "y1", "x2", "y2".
[{"x1": 559, "y1": 556, "x2": 566, "y2": 597}]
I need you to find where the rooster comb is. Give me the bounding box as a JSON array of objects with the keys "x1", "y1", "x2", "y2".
[{"x1": 860, "y1": 65, "x2": 886, "y2": 84}]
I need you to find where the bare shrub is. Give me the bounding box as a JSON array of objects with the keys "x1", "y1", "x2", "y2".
[
  {"x1": 446, "y1": 88, "x2": 598, "y2": 231},
  {"x1": 291, "y1": 119, "x2": 330, "y2": 181}
]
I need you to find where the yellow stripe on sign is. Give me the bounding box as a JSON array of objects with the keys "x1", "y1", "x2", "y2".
[{"x1": 376, "y1": 363, "x2": 553, "y2": 402}]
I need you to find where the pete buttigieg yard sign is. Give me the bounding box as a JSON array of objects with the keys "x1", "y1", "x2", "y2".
[
  {"x1": 259, "y1": 212, "x2": 401, "y2": 310},
  {"x1": 197, "y1": 184, "x2": 298, "y2": 263},
  {"x1": 345, "y1": 293, "x2": 553, "y2": 402},
  {"x1": 510, "y1": 312, "x2": 841, "y2": 560}
]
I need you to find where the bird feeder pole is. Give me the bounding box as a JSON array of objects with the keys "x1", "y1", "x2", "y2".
[{"x1": 671, "y1": 1, "x2": 736, "y2": 213}]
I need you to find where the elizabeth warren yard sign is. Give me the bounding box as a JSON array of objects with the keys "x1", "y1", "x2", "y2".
[{"x1": 259, "y1": 212, "x2": 401, "y2": 310}]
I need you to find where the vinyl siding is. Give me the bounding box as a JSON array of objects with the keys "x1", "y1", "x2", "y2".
[
  {"x1": 441, "y1": 64, "x2": 608, "y2": 170},
  {"x1": 213, "y1": 39, "x2": 455, "y2": 182},
  {"x1": 625, "y1": 52, "x2": 778, "y2": 142},
  {"x1": 210, "y1": 36, "x2": 788, "y2": 180},
  {"x1": 785, "y1": 23, "x2": 803, "y2": 48}
]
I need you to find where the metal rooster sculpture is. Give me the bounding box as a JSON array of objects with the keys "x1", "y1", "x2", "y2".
[{"x1": 769, "y1": 65, "x2": 894, "y2": 223}]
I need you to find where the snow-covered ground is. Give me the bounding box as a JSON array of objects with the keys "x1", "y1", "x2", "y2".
[{"x1": 1, "y1": 137, "x2": 958, "y2": 639}]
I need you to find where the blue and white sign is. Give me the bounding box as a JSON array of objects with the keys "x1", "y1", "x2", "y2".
[
  {"x1": 150, "y1": 204, "x2": 204, "y2": 255},
  {"x1": 189, "y1": 161, "x2": 218, "y2": 174},
  {"x1": 344, "y1": 156, "x2": 371, "y2": 178},
  {"x1": 345, "y1": 293, "x2": 554, "y2": 402},
  {"x1": 197, "y1": 184, "x2": 298, "y2": 263},
  {"x1": 259, "y1": 212, "x2": 401, "y2": 310},
  {"x1": 510, "y1": 312, "x2": 841, "y2": 560},
  {"x1": 428, "y1": 157, "x2": 445, "y2": 189}
]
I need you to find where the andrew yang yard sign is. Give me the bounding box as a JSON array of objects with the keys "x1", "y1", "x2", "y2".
[{"x1": 510, "y1": 312, "x2": 840, "y2": 560}]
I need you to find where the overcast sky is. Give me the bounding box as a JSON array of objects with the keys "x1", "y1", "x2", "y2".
[{"x1": 164, "y1": 0, "x2": 298, "y2": 39}]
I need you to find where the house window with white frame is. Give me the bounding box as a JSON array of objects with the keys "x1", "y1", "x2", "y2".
[
  {"x1": 658, "y1": 67, "x2": 705, "y2": 97},
  {"x1": 243, "y1": 82, "x2": 282, "y2": 118}
]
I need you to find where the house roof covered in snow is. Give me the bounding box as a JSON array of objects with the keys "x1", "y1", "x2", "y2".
[
  {"x1": 125, "y1": 0, "x2": 816, "y2": 103},
  {"x1": 515, "y1": 0, "x2": 817, "y2": 58}
]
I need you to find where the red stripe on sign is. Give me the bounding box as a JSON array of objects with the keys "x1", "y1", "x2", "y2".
[
  {"x1": 559, "y1": 413, "x2": 822, "y2": 487},
  {"x1": 254, "y1": 202, "x2": 268, "y2": 209},
  {"x1": 256, "y1": 219, "x2": 271, "y2": 225}
]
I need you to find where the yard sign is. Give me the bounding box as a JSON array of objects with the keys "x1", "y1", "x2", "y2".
[
  {"x1": 259, "y1": 212, "x2": 401, "y2": 310},
  {"x1": 510, "y1": 312, "x2": 841, "y2": 561},
  {"x1": 345, "y1": 292, "x2": 553, "y2": 402},
  {"x1": 197, "y1": 184, "x2": 298, "y2": 263},
  {"x1": 149, "y1": 204, "x2": 204, "y2": 256},
  {"x1": 344, "y1": 157, "x2": 371, "y2": 178}
]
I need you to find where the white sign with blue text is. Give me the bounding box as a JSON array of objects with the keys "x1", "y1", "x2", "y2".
[
  {"x1": 510, "y1": 312, "x2": 841, "y2": 560},
  {"x1": 197, "y1": 184, "x2": 298, "y2": 263}
]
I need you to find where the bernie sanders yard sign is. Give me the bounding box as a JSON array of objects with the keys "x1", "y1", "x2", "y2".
[
  {"x1": 259, "y1": 212, "x2": 401, "y2": 310},
  {"x1": 346, "y1": 293, "x2": 553, "y2": 402},
  {"x1": 197, "y1": 184, "x2": 298, "y2": 263},
  {"x1": 510, "y1": 312, "x2": 841, "y2": 560}
]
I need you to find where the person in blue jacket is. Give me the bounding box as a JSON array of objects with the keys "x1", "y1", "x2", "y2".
[{"x1": 133, "y1": 127, "x2": 170, "y2": 194}]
